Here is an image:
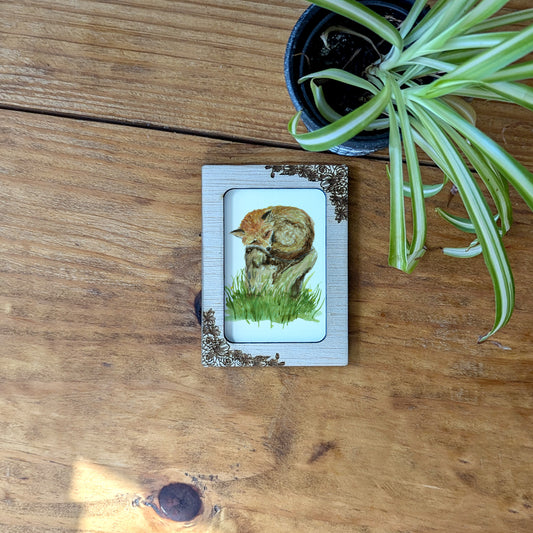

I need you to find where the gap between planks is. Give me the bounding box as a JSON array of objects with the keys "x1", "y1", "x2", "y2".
[{"x1": 0, "y1": 103, "x2": 433, "y2": 168}]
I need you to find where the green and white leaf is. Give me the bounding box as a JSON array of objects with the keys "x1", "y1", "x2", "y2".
[
  {"x1": 404, "y1": 0, "x2": 514, "y2": 60},
  {"x1": 386, "y1": 93, "x2": 408, "y2": 271},
  {"x1": 440, "y1": 121, "x2": 513, "y2": 233},
  {"x1": 398, "y1": 0, "x2": 429, "y2": 38},
  {"x1": 409, "y1": 99, "x2": 515, "y2": 342},
  {"x1": 299, "y1": 68, "x2": 379, "y2": 95},
  {"x1": 436, "y1": 209, "x2": 479, "y2": 234},
  {"x1": 484, "y1": 61, "x2": 533, "y2": 83},
  {"x1": 389, "y1": 77, "x2": 426, "y2": 266},
  {"x1": 441, "y1": 95, "x2": 477, "y2": 125},
  {"x1": 436, "y1": 208, "x2": 501, "y2": 234},
  {"x1": 479, "y1": 81, "x2": 533, "y2": 111},
  {"x1": 403, "y1": 181, "x2": 446, "y2": 199},
  {"x1": 404, "y1": 0, "x2": 478, "y2": 49},
  {"x1": 415, "y1": 97, "x2": 533, "y2": 211},
  {"x1": 423, "y1": 23, "x2": 533, "y2": 92},
  {"x1": 309, "y1": 81, "x2": 342, "y2": 122},
  {"x1": 439, "y1": 31, "x2": 517, "y2": 52},
  {"x1": 309, "y1": 0, "x2": 403, "y2": 49},
  {"x1": 443, "y1": 241, "x2": 483, "y2": 258},
  {"x1": 288, "y1": 83, "x2": 391, "y2": 151},
  {"x1": 467, "y1": 8, "x2": 533, "y2": 33}
]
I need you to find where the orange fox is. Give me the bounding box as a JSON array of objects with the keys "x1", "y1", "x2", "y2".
[{"x1": 231, "y1": 205, "x2": 314, "y2": 261}]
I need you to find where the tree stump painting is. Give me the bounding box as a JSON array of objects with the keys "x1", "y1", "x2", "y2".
[{"x1": 244, "y1": 246, "x2": 318, "y2": 297}]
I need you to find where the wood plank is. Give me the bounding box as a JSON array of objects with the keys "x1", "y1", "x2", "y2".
[
  {"x1": 0, "y1": 109, "x2": 532, "y2": 532},
  {"x1": 0, "y1": 0, "x2": 532, "y2": 166},
  {"x1": 0, "y1": 0, "x2": 300, "y2": 145}
]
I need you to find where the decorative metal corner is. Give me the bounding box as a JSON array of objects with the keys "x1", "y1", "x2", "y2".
[
  {"x1": 202, "y1": 309, "x2": 285, "y2": 367},
  {"x1": 266, "y1": 164, "x2": 348, "y2": 223}
]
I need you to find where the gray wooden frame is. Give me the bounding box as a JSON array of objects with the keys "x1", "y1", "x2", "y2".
[{"x1": 202, "y1": 164, "x2": 348, "y2": 367}]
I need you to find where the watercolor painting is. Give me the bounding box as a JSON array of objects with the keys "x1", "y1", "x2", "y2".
[{"x1": 223, "y1": 188, "x2": 326, "y2": 343}]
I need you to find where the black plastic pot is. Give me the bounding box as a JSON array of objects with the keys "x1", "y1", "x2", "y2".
[{"x1": 284, "y1": 0, "x2": 418, "y2": 156}]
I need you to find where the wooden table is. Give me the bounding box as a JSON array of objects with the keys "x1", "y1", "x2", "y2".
[{"x1": 0, "y1": 1, "x2": 532, "y2": 531}]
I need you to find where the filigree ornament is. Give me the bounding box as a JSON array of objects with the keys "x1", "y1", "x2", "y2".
[
  {"x1": 202, "y1": 309, "x2": 285, "y2": 367},
  {"x1": 266, "y1": 164, "x2": 348, "y2": 222}
]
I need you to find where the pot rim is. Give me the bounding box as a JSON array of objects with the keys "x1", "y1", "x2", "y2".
[{"x1": 284, "y1": 0, "x2": 418, "y2": 155}]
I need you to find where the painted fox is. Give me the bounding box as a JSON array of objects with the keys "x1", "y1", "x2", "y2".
[{"x1": 231, "y1": 205, "x2": 314, "y2": 261}]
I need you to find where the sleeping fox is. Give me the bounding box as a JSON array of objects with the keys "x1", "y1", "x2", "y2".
[{"x1": 231, "y1": 205, "x2": 314, "y2": 261}]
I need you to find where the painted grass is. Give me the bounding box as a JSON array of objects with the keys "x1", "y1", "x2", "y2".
[{"x1": 225, "y1": 269, "x2": 323, "y2": 326}]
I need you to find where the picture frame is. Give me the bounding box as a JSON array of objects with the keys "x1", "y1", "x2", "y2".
[{"x1": 202, "y1": 164, "x2": 348, "y2": 367}]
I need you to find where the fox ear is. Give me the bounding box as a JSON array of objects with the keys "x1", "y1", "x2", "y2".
[
  {"x1": 231, "y1": 228, "x2": 245, "y2": 238},
  {"x1": 261, "y1": 209, "x2": 272, "y2": 221}
]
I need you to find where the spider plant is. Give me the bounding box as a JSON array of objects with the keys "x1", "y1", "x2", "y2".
[{"x1": 288, "y1": 0, "x2": 533, "y2": 341}]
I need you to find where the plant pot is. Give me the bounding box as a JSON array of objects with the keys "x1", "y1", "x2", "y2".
[{"x1": 284, "y1": 0, "x2": 418, "y2": 156}]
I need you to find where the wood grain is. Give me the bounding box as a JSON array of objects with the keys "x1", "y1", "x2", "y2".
[
  {"x1": 0, "y1": 0, "x2": 532, "y2": 166},
  {"x1": 0, "y1": 110, "x2": 532, "y2": 532}
]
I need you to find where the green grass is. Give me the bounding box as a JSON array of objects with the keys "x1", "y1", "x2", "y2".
[{"x1": 225, "y1": 269, "x2": 323, "y2": 326}]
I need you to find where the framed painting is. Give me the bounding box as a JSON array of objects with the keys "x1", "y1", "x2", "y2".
[{"x1": 201, "y1": 164, "x2": 348, "y2": 367}]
